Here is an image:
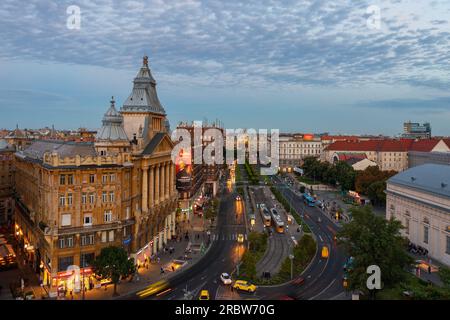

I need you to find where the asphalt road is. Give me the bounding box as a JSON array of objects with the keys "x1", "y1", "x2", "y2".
[
  {"x1": 140, "y1": 171, "x2": 347, "y2": 300},
  {"x1": 149, "y1": 183, "x2": 247, "y2": 300},
  {"x1": 257, "y1": 175, "x2": 347, "y2": 300}
]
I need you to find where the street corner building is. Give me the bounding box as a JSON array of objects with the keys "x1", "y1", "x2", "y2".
[
  {"x1": 386, "y1": 164, "x2": 450, "y2": 267},
  {"x1": 12, "y1": 57, "x2": 178, "y2": 297}
]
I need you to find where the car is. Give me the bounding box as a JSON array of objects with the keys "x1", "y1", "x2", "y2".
[
  {"x1": 236, "y1": 195, "x2": 241, "y2": 201},
  {"x1": 220, "y1": 273, "x2": 232, "y2": 285},
  {"x1": 136, "y1": 280, "x2": 169, "y2": 298},
  {"x1": 292, "y1": 277, "x2": 305, "y2": 286},
  {"x1": 199, "y1": 290, "x2": 210, "y2": 300},
  {"x1": 237, "y1": 234, "x2": 244, "y2": 243},
  {"x1": 321, "y1": 246, "x2": 329, "y2": 259},
  {"x1": 233, "y1": 280, "x2": 257, "y2": 293}
]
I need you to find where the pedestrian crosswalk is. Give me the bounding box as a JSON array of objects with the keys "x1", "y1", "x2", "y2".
[{"x1": 210, "y1": 233, "x2": 248, "y2": 241}]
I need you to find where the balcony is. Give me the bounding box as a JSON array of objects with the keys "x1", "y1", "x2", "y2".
[{"x1": 57, "y1": 218, "x2": 135, "y2": 236}]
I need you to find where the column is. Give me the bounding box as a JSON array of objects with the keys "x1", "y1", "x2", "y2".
[
  {"x1": 142, "y1": 165, "x2": 148, "y2": 213},
  {"x1": 149, "y1": 166, "x2": 154, "y2": 208},
  {"x1": 158, "y1": 232, "x2": 163, "y2": 250},
  {"x1": 170, "y1": 163, "x2": 175, "y2": 194},
  {"x1": 154, "y1": 164, "x2": 160, "y2": 205},
  {"x1": 165, "y1": 162, "x2": 170, "y2": 199},
  {"x1": 160, "y1": 164, "x2": 165, "y2": 203}
]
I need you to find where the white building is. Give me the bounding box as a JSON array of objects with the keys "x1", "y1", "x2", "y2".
[
  {"x1": 279, "y1": 133, "x2": 322, "y2": 172},
  {"x1": 386, "y1": 164, "x2": 450, "y2": 266}
]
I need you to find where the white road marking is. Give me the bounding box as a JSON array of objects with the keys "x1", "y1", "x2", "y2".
[
  {"x1": 309, "y1": 278, "x2": 337, "y2": 300},
  {"x1": 318, "y1": 235, "x2": 323, "y2": 242}
]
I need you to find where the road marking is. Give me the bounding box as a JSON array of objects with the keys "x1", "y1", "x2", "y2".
[
  {"x1": 318, "y1": 235, "x2": 323, "y2": 242},
  {"x1": 309, "y1": 278, "x2": 336, "y2": 300}
]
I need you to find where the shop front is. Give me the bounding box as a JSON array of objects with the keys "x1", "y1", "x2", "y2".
[
  {"x1": 52, "y1": 267, "x2": 95, "y2": 297},
  {"x1": 135, "y1": 240, "x2": 154, "y2": 267}
]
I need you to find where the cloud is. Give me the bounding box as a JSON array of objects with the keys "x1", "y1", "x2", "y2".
[
  {"x1": 0, "y1": 0, "x2": 449, "y2": 90},
  {"x1": 358, "y1": 96, "x2": 450, "y2": 112}
]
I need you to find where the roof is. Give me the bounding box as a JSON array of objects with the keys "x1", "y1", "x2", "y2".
[
  {"x1": 387, "y1": 164, "x2": 450, "y2": 199},
  {"x1": 0, "y1": 139, "x2": 14, "y2": 151},
  {"x1": 121, "y1": 57, "x2": 166, "y2": 115},
  {"x1": 336, "y1": 153, "x2": 367, "y2": 162},
  {"x1": 20, "y1": 140, "x2": 96, "y2": 160},
  {"x1": 326, "y1": 139, "x2": 414, "y2": 152},
  {"x1": 96, "y1": 98, "x2": 129, "y2": 142},
  {"x1": 408, "y1": 139, "x2": 441, "y2": 152},
  {"x1": 142, "y1": 132, "x2": 166, "y2": 155}
]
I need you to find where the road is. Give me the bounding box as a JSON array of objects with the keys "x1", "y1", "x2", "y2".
[
  {"x1": 147, "y1": 178, "x2": 248, "y2": 300},
  {"x1": 257, "y1": 175, "x2": 347, "y2": 300},
  {"x1": 139, "y1": 170, "x2": 347, "y2": 300}
]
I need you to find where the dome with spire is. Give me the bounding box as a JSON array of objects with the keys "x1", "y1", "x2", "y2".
[
  {"x1": 121, "y1": 56, "x2": 166, "y2": 115},
  {"x1": 96, "y1": 97, "x2": 129, "y2": 142}
]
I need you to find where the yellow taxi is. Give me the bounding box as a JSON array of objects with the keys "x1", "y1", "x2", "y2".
[
  {"x1": 233, "y1": 280, "x2": 257, "y2": 293},
  {"x1": 199, "y1": 290, "x2": 210, "y2": 300},
  {"x1": 237, "y1": 234, "x2": 244, "y2": 243},
  {"x1": 321, "y1": 246, "x2": 329, "y2": 259}
]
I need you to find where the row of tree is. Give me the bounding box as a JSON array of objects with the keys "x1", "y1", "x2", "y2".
[{"x1": 301, "y1": 157, "x2": 396, "y2": 206}]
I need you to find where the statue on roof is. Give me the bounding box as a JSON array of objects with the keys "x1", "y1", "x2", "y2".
[{"x1": 143, "y1": 56, "x2": 149, "y2": 67}]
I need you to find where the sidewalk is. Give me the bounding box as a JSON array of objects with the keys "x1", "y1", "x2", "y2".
[{"x1": 15, "y1": 213, "x2": 213, "y2": 300}]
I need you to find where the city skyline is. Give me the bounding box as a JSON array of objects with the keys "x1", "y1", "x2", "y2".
[{"x1": 1, "y1": 1, "x2": 450, "y2": 135}]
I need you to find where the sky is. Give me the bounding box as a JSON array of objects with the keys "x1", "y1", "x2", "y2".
[{"x1": 0, "y1": 0, "x2": 450, "y2": 136}]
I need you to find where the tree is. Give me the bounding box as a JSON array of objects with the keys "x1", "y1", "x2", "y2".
[
  {"x1": 439, "y1": 266, "x2": 450, "y2": 289},
  {"x1": 337, "y1": 206, "x2": 413, "y2": 299},
  {"x1": 93, "y1": 246, "x2": 135, "y2": 296},
  {"x1": 367, "y1": 180, "x2": 386, "y2": 206},
  {"x1": 335, "y1": 161, "x2": 356, "y2": 191}
]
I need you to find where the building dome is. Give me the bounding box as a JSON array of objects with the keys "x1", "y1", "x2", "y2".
[{"x1": 96, "y1": 97, "x2": 129, "y2": 142}]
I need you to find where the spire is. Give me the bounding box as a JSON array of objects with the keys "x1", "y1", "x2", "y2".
[{"x1": 120, "y1": 57, "x2": 166, "y2": 115}]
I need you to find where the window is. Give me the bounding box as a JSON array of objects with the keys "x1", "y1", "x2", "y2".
[
  {"x1": 126, "y1": 207, "x2": 130, "y2": 220},
  {"x1": 101, "y1": 231, "x2": 107, "y2": 243},
  {"x1": 81, "y1": 234, "x2": 94, "y2": 246},
  {"x1": 58, "y1": 238, "x2": 65, "y2": 249},
  {"x1": 447, "y1": 236, "x2": 450, "y2": 255},
  {"x1": 66, "y1": 237, "x2": 73, "y2": 248},
  {"x1": 68, "y1": 174, "x2": 74, "y2": 185},
  {"x1": 102, "y1": 191, "x2": 107, "y2": 203},
  {"x1": 83, "y1": 214, "x2": 92, "y2": 226},
  {"x1": 82, "y1": 193, "x2": 87, "y2": 204},
  {"x1": 89, "y1": 174, "x2": 95, "y2": 183},
  {"x1": 110, "y1": 174, "x2": 115, "y2": 182},
  {"x1": 109, "y1": 191, "x2": 114, "y2": 203},
  {"x1": 80, "y1": 253, "x2": 95, "y2": 268},
  {"x1": 405, "y1": 219, "x2": 410, "y2": 235},
  {"x1": 59, "y1": 195, "x2": 66, "y2": 207},
  {"x1": 102, "y1": 175, "x2": 108, "y2": 184},
  {"x1": 58, "y1": 256, "x2": 74, "y2": 272},
  {"x1": 109, "y1": 230, "x2": 115, "y2": 242},
  {"x1": 60, "y1": 175, "x2": 66, "y2": 185},
  {"x1": 104, "y1": 210, "x2": 112, "y2": 222},
  {"x1": 61, "y1": 213, "x2": 71, "y2": 226},
  {"x1": 423, "y1": 225, "x2": 429, "y2": 244},
  {"x1": 67, "y1": 193, "x2": 73, "y2": 206},
  {"x1": 89, "y1": 193, "x2": 95, "y2": 204}
]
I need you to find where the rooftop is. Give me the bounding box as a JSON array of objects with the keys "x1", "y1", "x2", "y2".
[
  {"x1": 20, "y1": 139, "x2": 96, "y2": 160},
  {"x1": 387, "y1": 163, "x2": 450, "y2": 199}
]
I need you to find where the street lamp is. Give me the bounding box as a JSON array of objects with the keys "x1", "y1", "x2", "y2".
[{"x1": 289, "y1": 254, "x2": 294, "y2": 280}]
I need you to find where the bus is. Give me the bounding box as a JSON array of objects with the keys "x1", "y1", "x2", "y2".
[
  {"x1": 270, "y1": 208, "x2": 284, "y2": 233},
  {"x1": 260, "y1": 207, "x2": 271, "y2": 227},
  {"x1": 303, "y1": 193, "x2": 315, "y2": 207}
]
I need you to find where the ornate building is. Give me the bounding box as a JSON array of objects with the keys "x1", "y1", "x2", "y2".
[
  {"x1": 13, "y1": 57, "x2": 177, "y2": 296},
  {"x1": 0, "y1": 139, "x2": 15, "y2": 224}
]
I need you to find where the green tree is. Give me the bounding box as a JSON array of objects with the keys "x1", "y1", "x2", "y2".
[
  {"x1": 439, "y1": 266, "x2": 450, "y2": 289},
  {"x1": 335, "y1": 161, "x2": 356, "y2": 191},
  {"x1": 93, "y1": 246, "x2": 135, "y2": 296},
  {"x1": 337, "y1": 206, "x2": 413, "y2": 299},
  {"x1": 367, "y1": 180, "x2": 387, "y2": 206}
]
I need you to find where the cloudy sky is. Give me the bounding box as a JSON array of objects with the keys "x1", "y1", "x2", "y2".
[{"x1": 0, "y1": 0, "x2": 450, "y2": 135}]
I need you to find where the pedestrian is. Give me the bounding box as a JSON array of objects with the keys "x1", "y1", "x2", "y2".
[
  {"x1": 172, "y1": 266, "x2": 175, "y2": 272},
  {"x1": 428, "y1": 265, "x2": 431, "y2": 274},
  {"x1": 157, "y1": 257, "x2": 160, "y2": 264},
  {"x1": 160, "y1": 267, "x2": 164, "y2": 274}
]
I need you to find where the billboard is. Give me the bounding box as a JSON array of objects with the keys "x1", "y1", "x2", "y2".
[{"x1": 175, "y1": 148, "x2": 192, "y2": 191}]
